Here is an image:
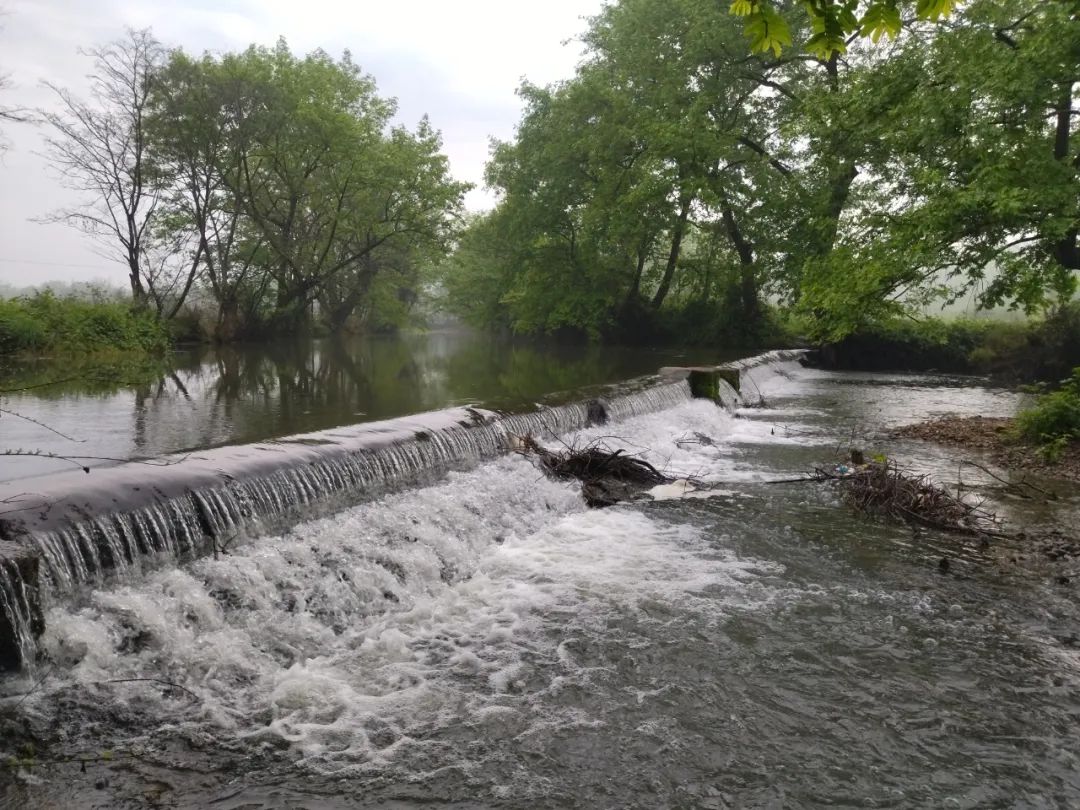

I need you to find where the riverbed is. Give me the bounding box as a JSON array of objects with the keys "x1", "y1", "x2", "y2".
[{"x1": 2, "y1": 358, "x2": 1079, "y2": 808}]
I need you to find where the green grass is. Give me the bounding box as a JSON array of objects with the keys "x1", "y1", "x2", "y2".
[{"x1": 0, "y1": 292, "x2": 170, "y2": 357}]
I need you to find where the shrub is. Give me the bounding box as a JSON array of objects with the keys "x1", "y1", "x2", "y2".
[
  {"x1": 0, "y1": 291, "x2": 171, "y2": 357},
  {"x1": 819, "y1": 317, "x2": 992, "y2": 372},
  {"x1": 818, "y1": 304, "x2": 1080, "y2": 381},
  {"x1": 1015, "y1": 366, "x2": 1080, "y2": 461},
  {"x1": 0, "y1": 300, "x2": 48, "y2": 354}
]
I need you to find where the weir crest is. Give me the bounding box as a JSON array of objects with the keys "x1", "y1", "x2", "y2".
[{"x1": 0, "y1": 350, "x2": 808, "y2": 670}]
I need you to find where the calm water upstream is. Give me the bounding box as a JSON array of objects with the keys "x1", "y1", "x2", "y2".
[
  {"x1": 3, "y1": 354, "x2": 1080, "y2": 809},
  {"x1": 0, "y1": 331, "x2": 733, "y2": 482}
]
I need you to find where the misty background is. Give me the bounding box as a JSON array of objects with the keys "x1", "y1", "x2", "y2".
[{"x1": 0, "y1": 0, "x2": 602, "y2": 288}]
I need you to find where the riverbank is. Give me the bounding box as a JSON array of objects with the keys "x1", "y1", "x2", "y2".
[
  {"x1": 813, "y1": 305, "x2": 1080, "y2": 383},
  {"x1": 894, "y1": 415, "x2": 1080, "y2": 484},
  {"x1": 0, "y1": 293, "x2": 169, "y2": 358}
]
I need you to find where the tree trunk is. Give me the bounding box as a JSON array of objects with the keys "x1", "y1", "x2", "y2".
[
  {"x1": 215, "y1": 297, "x2": 241, "y2": 343},
  {"x1": 626, "y1": 247, "x2": 648, "y2": 306},
  {"x1": 720, "y1": 201, "x2": 760, "y2": 323},
  {"x1": 164, "y1": 242, "x2": 205, "y2": 322},
  {"x1": 650, "y1": 196, "x2": 691, "y2": 310},
  {"x1": 128, "y1": 257, "x2": 147, "y2": 309},
  {"x1": 818, "y1": 162, "x2": 858, "y2": 255},
  {"x1": 275, "y1": 283, "x2": 311, "y2": 333},
  {"x1": 1053, "y1": 82, "x2": 1079, "y2": 270},
  {"x1": 325, "y1": 289, "x2": 365, "y2": 333},
  {"x1": 812, "y1": 50, "x2": 859, "y2": 260}
]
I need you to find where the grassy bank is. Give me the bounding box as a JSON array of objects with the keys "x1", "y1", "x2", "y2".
[
  {"x1": 1017, "y1": 366, "x2": 1080, "y2": 462},
  {"x1": 0, "y1": 292, "x2": 170, "y2": 358}
]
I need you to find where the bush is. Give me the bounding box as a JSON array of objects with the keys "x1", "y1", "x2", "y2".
[
  {"x1": 0, "y1": 291, "x2": 171, "y2": 357},
  {"x1": 818, "y1": 304, "x2": 1080, "y2": 381},
  {"x1": 0, "y1": 301, "x2": 47, "y2": 354},
  {"x1": 1015, "y1": 366, "x2": 1080, "y2": 461},
  {"x1": 818, "y1": 317, "x2": 992, "y2": 372}
]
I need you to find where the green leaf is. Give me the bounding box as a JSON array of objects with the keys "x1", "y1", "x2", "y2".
[
  {"x1": 730, "y1": 0, "x2": 755, "y2": 16},
  {"x1": 804, "y1": 30, "x2": 847, "y2": 59},
  {"x1": 859, "y1": 2, "x2": 903, "y2": 43},
  {"x1": 745, "y1": 6, "x2": 793, "y2": 57},
  {"x1": 915, "y1": 0, "x2": 956, "y2": 22}
]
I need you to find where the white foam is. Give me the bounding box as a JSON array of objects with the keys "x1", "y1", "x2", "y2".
[{"x1": 30, "y1": 402, "x2": 788, "y2": 775}]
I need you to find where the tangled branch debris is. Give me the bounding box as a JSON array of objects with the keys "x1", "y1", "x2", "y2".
[
  {"x1": 514, "y1": 432, "x2": 1008, "y2": 538},
  {"x1": 513, "y1": 434, "x2": 669, "y2": 507},
  {"x1": 814, "y1": 458, "x2": 1005, "y2": 537}
]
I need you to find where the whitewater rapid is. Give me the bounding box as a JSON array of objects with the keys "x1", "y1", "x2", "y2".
[
  {"x1": 11, "y1": 362, "x2": 1075, "y2": 810},
  {"x1": 22, "y1": 395, "x2": 790, "y2": 779}
]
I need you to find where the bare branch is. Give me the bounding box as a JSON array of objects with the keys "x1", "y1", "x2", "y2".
[{"x1": 36, "y1": 28, "x2": 167, "y2": 306}]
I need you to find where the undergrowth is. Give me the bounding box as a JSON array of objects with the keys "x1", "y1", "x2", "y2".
[
  {"x1": 1016, "y1": 367, "x2": 1080, "y2": 462},
  {"x1": 0, "y1": 292, "x2": 170, "y2": 357}
]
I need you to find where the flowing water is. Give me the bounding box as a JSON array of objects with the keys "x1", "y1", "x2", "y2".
[{"x1": 3, "y1": 361, "x2": 1080, "y2": 808}]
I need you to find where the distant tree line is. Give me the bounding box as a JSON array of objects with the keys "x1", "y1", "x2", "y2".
[
  {"x1": 443, "y1": 0, "x2": 1079, "y2": 342},
  {"x1": 37, "y1": 31, "x2": 468, "y2": 341}
]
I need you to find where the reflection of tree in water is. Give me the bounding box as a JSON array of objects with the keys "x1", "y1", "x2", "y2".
[
  {"x1": 1, "y1": 333, "x2": 723, "y2": 463},
  {"x1": 0, "y1": 357, "x2": 171, "y2": 401},
  {"x1": 200, "y1": 336, "x2": 436, "y2": 439},
  {"x1": 440, "y1": 338, "x2": 660, "y2": 409},
  {"x1": 132, "y1": 371, "x2": 193, "y2": 454}
]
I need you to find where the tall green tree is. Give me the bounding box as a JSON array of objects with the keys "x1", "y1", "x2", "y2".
[
  {"x1": 148, "y1": 50, "x2": 263, "y2": 338},
  {"x1": 146, "y1": 39, "x2": 467, "y2": 339},
  {"x1": 793, "y1": 0, "x2": 1080, "y2": 335},
  {"x1": 448, "y1": 0, "x2": 801, "y2": 339}
]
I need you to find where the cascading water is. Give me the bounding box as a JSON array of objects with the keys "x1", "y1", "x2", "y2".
[
  {"x1": 0, "y1": 557, "x2": 37, "y2": 671},
  {"x1": 6, "y1": 354, "x2": 1078, "y2": 809},
  {"x1": 1, "y1": 378, "x2": 698, "y2": 671},
  {"x1": 18, "y1": 394, "x2": 772, "y2": 787}
]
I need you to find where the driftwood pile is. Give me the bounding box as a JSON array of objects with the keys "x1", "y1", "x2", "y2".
[
  {"x1": 515, "y1": 432, "x2": 1007, "y2": 538},
  {"x1": 814, "y1": 457, "x2": 1004, "y2": 537},
  {"x1": 514, "y1": 434, "x2": 669, "y2": 507}
]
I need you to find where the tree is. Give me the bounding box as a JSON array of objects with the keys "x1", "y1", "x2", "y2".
[
  {"x1": 144, "y1": 39, "x2": 467, "y2": 339},
  {"x1": 316, "y1": 118, "x2": 468, "y2": 333},
  {"x1": 446, "y1": 0, "x2": 809, "y2": 339},
  {"x1": 793, "y1": 0, "x2": 1080, "y2": 335},
  {"x1": 39, "y1": 29, "x2": 174, "y2": 310},
  {"x1": 147, "y1": 49, "x2": 265, "y2": 338}
]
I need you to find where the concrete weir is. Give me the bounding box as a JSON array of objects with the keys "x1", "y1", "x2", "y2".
[{"x1": 0, "y1": 349, "x2": 807, "y2": 669}]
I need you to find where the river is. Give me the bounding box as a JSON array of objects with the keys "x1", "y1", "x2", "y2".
[
  {"x1": 2, "y1": 345, "x2": 1080, "y2": 808},
  {"x1": 0, "y1": 331, "x2": 732, "y2": 482}
]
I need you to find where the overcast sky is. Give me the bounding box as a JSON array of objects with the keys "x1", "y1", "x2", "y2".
[{"x1": 0, "y1": 0, "x2": 604, "y2": 287}]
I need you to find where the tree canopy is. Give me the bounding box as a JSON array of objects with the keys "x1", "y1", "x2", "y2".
[
  {"x1": 443, "y1": 0, "x2": 1078, "y2": 342},
  {"x1": 40, "y1": 31, "x2": 468, "y2": 340}
]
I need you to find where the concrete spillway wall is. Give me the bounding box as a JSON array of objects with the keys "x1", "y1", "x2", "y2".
[{"x1": 0, "y1": 349, "x2": 808, "y2": 670}]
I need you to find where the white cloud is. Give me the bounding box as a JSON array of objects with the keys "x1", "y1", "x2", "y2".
[{"x1": 0, "y1": 0, "x2": 603, "y2": 286}]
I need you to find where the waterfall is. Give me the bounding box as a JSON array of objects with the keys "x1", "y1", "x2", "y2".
[
  {"x1": 0, "y1": 557, "x2": 38, "y2": 671},
  {"x1": 605, "y1": 380, "x2": 698, "y2": 422},
  {"x1": 36, "y1": 496, "x2": 208, "y2": 592},
  {"x1": 27, "y1": 379, "x2": 695, "y2": 598}
]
